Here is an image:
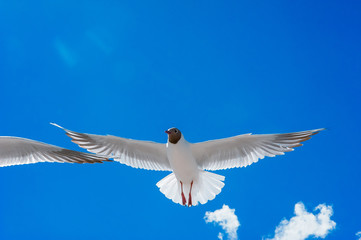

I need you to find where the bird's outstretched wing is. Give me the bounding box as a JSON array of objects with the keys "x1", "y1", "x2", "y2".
[
  {"x1": 0, "y1": 137, "x2": 109, "y2": 167},
  {"x1": 52, "y1": 123, "x2": 171, "y2": 171},
  {"x1": 191, "y1": 129, "x2": 324, "y2": 170}
]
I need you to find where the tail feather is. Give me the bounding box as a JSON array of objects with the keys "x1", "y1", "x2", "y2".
[
  {"x1": 156, "y1": 173, "x2": 181, "y2": 204},
  {"x1": 156, "y1": 171, "x2": 225, "y2": 206}
]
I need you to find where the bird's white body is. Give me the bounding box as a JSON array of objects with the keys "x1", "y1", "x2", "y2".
[
  {"x1": 166, "y1": 136, "x2": 199, "y2": 184},
  {"x1": 159, "y1": 132, "x2": 226, "y2": 206},
  {"x1": 164, "y1": 135, "x2": 218, "y2": 206}
]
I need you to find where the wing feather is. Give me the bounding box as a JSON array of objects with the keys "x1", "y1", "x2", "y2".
[
  {"x1": 192, "y1": 129, "x2": 324, "y2": 170},
  {"x1": 0, "y1": 137, "x2": 109, "y2": 167},
  {"x1": 52, "y1": 123, "x2": 171, "y2": 171}
]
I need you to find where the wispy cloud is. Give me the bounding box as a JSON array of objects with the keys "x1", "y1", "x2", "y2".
[
  {"x1": 54, "y1": 39, "x2": 77, "y2": 67},
  {"x1": 265, "y1": 202, "x2": 336, "y2": 240},
  {"x1": 204, "y1": 204, "x2": 240, "y2": 240},
  {"x1": 356, "y1": 231, "x2": 361, "y2": 240},
  {"x1": 86, "y1": 31, "x2": 112, "y2": 55}
]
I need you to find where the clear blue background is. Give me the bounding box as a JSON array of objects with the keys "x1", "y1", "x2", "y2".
[{"x1": 0, "y1": 0, "x2": 360, "y2": 239}]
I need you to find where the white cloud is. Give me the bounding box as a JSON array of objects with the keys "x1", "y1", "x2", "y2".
[
  {"x1": 204, "y1": 204, "x2": 240, "y2": 240},
  {"x1": 266, "y1": 202, "x2": 336, "y2": 240},
  {"x1": 218, "y1": 232, "x2": 224, "y2": 240},
  {"x1": 356, "y1": 231, "x2": 361, "y2": 240}
]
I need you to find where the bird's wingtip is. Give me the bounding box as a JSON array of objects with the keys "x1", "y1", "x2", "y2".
[
  {"x1": 50, "y1": 122, "x2": 65, "y2": 130},
  {"x1": 314, "y1": 128, "x2": 326, "y2": 133}
]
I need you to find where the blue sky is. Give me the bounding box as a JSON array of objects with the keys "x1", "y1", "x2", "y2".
[{"x1": 0, "y1": 0, "x2": 360, "y2": 239}]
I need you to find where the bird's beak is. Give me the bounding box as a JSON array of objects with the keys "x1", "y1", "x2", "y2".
[{"x1": 165, "y1": 130, "x2": 171, "y2": 135}]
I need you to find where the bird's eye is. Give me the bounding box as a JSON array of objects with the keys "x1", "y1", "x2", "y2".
[{"x1": 175, "y1": 130, "x2": 178, "y2": 133}]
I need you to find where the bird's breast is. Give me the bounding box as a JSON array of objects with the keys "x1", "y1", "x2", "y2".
[{"x1": 166, "y1": 139, "x2": 199, "y2": 183}]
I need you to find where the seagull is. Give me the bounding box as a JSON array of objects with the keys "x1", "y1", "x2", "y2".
[
  {"x1": 51, "y1": 123, "x2": 324, "y2": 207},
  {"x1": 0, "y1": 137, "x2": 109, "y2": 167}
]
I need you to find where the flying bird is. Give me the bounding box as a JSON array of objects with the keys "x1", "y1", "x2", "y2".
[
  {"x1": 0, "y1": 137, "x2": 109, "y2": 167},
  {"x1": 52, "y1": 123, "x2": 324, "y2": 207}
]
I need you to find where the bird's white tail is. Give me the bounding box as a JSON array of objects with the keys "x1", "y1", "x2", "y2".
[{"x1": 156, "y1": 171, "x2": 225, "y2": 206}]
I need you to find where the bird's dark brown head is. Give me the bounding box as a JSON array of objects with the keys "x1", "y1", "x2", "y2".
[{"x1": 165, "y1": 127, "x2": 182, "y2": 144}]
